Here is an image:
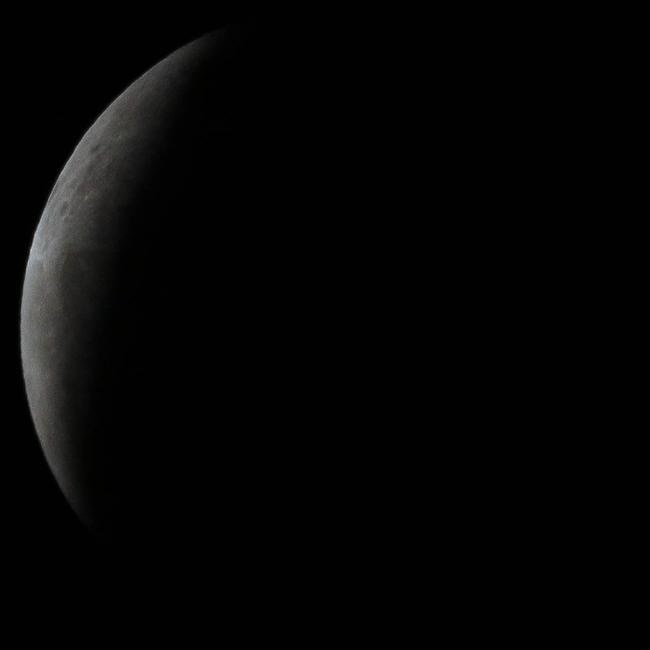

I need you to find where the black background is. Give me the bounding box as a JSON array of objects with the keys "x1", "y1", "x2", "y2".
[{"x1": 0, "y1": 7, "x2": 600, "y2": 639}]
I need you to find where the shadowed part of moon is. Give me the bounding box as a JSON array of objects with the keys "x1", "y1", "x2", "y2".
[{"x1": 21, "y1": 24, "x2": 363, "y2": 566}]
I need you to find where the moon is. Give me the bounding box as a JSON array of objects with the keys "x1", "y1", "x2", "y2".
[
  {"x1": 20, "y1": 27, "x2": 306, "y2": 549},
  {"x1": 20, "y1": 22, "x2": 358, "y2": 566}
]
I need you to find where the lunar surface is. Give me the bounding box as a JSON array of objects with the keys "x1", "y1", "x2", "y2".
[
  {"x1": 20, "y1": 24, "x2": 366, "y2": 565},
  {"x1": 22, "y1": 27, "x2": 297, "y2": 547}
]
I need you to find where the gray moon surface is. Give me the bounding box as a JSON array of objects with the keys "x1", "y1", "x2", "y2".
[
  {"x1": 20, "y1": 28, "x2": 286, "y2": 545},
  {"x1": 20, "y1": 25, "x2": 355, "y2": 556},
  {"x1": 22, "y1": 32, "x2": 216, "y2": 537}
]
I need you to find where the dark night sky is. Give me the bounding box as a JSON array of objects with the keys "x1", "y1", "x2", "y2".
[{"x1": 0, "y1": 7, "x2": 585, "y2": 639}]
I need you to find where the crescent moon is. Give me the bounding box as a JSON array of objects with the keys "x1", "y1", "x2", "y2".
[{"x1": 21, "y1": 29, "x2": 270, "y2": 544}]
